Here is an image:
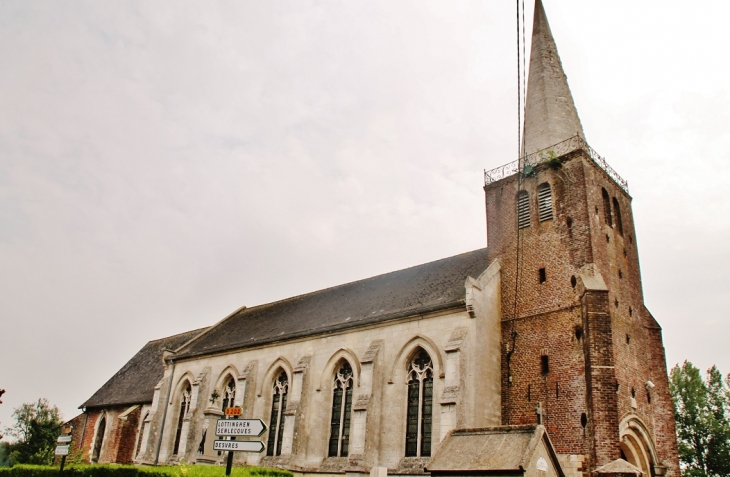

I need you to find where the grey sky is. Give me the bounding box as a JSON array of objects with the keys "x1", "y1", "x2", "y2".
[{"x1": 1, "y1": 0, "x2": 729, "y2": 429}]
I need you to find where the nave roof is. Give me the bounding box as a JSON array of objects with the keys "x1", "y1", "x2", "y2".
[
  {"x1": 175, "y1": 247, "x2": 489, "y2": 359},
  {"x1": 81, "y1": 327, "x2": 209, "y2": 409},
  {"x1": 80, "y1": 247, "x2": 489, "y2": 408}
]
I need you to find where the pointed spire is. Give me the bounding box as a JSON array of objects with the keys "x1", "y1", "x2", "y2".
[{"x1": 521, "y1": 0, "x2": 585, "y2": 158}]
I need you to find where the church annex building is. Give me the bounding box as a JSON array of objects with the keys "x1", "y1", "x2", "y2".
[{"x1": 68, "y1": 2, "x2": 681, "y2": 477}]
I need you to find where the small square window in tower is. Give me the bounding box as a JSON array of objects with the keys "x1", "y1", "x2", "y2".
[
  {"x1": 517, "y1": 191, "x2": 530, "y2": 229},
  {"x1": 541, "y1": 355, "x2": 549, "y2": 375},
  {"x1": 537, "y1": 183, "x2": 553, "y2": 221}
]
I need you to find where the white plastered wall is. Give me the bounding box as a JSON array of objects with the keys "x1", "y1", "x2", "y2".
[{"x1": 148, "y1": 267, "x2": 502, "y2": 470}]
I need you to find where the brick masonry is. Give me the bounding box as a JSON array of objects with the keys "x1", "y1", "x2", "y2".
[
  {"x1": 76, "y1": 406, "x2": 143, "y2": 464},
  {"x1": 484, "y1": 150, "x2": 680, "y2": 477}
]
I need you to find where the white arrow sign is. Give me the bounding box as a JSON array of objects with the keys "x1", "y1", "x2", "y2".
[
  {"x1": 213, "y1": 440, "x2": 266, "y2": 453},
  {"x1": 215, "y1": 419, "x2": 267, "y2": 437},
  {"x1": 55, "y1": 445, "x2": 70, "y2": 456},
  {"x1": 57, "y1": 435, "x2": 72, "y2": 444}
]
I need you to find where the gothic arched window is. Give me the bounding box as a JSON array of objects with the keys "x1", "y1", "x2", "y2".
[
  {"x1": 602, "y1": 188, "x2": 613, "y2": 227},
  {"x1": 613, "y1": 197, "x2": 624, "y2": 236},
  {"x1": 328, "y1": 362, "x2": 354, "y2": 457},
  {"x1": 405, "y1": 350, "x2": 433, "y2": 458},
  {"x1": 221, "y1": 377, "x2": 236, "y2": 411},
  {"x1": 266, "y1": 372, "x2": 288, "y2": 456},
  {"x1": 91, "y1": 415, "x2": 106, "y2": 462},
  {"x1": 517, "y1": 191, "x2": 530, "y2": 229},
  {"x1": 537, "y1": 183, "x2": 553, "y2": 222},
  {"x1": 173, "y1": 383, "x2": 192, "y2": 455},
  {"x1": 135, "y1": 411, "x2": 149, "y2": 458}
]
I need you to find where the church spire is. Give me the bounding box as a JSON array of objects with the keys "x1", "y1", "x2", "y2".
[{"x1": 521, "y1": 0, "x2": 585, "y2": 158}]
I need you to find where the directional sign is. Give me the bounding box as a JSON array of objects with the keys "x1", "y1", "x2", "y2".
[
  {"x1": 57, "y1": 435, "x2": 72, "y2": 444},
  {"x1": 216, "y1": 419, "x2": 267, "y2": 437},
  {"x1": 55, "y1": 445, "x2": 70, "y2": 456},
  {"x1": 213, "y1": 440, "x2": 265, "y2": 453}
]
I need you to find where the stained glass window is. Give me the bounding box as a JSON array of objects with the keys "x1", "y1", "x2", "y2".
[
  {"x1": 266, "y1": 372, "x2": 288, "y2": 456},
  {"x1": 328, "y1": 362, "x2": 353, "y2": 457},
  {"x1": 173, "y1": 383, "x2": 192, "y2": 455},
  {"x1": 221, "y1": 377, "x2": 236, "y2": 411},
  {"x1": 405, "y1": 350, "x2": 433, "y2": 457}
]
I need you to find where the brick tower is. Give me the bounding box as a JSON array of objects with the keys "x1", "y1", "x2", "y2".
[{"x1": 484, "y1": 1, "x2": 680, "y2": 476}]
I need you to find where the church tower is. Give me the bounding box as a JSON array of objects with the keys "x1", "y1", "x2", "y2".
[{"x1": 484, "y1": 1, "x2": 680, "y2": 476}]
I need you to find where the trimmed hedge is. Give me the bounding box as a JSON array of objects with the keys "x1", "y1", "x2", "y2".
[{"x1": 0, "y1": 465, "x2": 292, "y2": 477}]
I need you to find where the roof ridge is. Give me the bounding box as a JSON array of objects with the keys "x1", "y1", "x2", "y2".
[
  {"x1": 146, "y1": 326, "x2": 211, "y2": 345},
  {"x1": 175, "y1": 247, "x2": 489, "y2": 358},
  {"x1": 240, "y1": 248, "x2": 488, "y2": 313}
]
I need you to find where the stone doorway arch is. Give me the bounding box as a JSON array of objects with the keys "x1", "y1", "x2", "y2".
[{"x1": 619, "y1": 414, "x2": 660, "y2": 477}]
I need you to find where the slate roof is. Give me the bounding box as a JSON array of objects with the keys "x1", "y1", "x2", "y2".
[
  {"x1": 81, "y1": 328, "x2": 208, "y2": 409},
  {"x1": 176, "y1": 248, "x2": 489, "y2": 359},
  {"x1": 426, "y1": 425, "x2": 563, "y2": 476}
]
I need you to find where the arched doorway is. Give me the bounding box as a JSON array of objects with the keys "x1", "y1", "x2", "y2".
[{"x1": 619, "y1": 415, "x2": 659, "y2": 477}]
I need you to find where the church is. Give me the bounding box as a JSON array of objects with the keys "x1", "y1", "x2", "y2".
[{"x1": 69, "y1": 2, "x2": 680, "y2": 476}]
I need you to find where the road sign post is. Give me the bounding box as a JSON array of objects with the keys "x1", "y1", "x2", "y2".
[
  {"x1": 225, "y1": 421, "x2": 235, "y2": 477},
  {"x1": 217, "y1": 408, "x2": 268, "y2": 476},
  {"x1": 56, "y1": 427, "x2": 73, "y2": 477}
]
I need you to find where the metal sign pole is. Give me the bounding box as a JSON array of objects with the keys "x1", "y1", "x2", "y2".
[
  {"x1": 56, "y1": 428, "x2": 72, "y2": 477},
  {"x1": 225, "y1": 414, "x2": 236, "y2": 477},
  {"x1": 59, "y1": 455, "x2": 66, "y2": 477}
]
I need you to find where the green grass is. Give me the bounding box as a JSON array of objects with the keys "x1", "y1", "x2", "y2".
[
  {"x1": 0, "y1": 464, "x2": 293, "y2": 477},
  {"x1": 151, "y1": 465, "x2": 291, "y2": 477}
]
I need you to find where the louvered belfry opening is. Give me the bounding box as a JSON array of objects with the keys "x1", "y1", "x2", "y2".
[
  {"x1": 517, "y1": 191, "x2": 530, "y2": 229},
  {"x1": 328, "y1": 361, "x2": 354, "y2": 457},
  {"x1": 613, "y1": 197, "x2": 624, "y2": 235},
  {"x1": 537, "y1": 183, "x2": 553, "y2": 221},
  {"x1": 602, "y1": 188, "x2": 613, "y2": 226}
]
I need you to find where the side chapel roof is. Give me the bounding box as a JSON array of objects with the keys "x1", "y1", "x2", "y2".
[
  {"x1": 81, "y1": 327, "x2": 208, "y2": 409},
  {"x1": 175, "y1": 248, "x2": 489, "y2": 359},
  {"x1": 427, "y1": 425, "x2": 564, "y2": 476}
]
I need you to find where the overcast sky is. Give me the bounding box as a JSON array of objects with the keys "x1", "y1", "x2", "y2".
[{"x1": 1, "y1": 0, "x2": 729, "y2": 430}]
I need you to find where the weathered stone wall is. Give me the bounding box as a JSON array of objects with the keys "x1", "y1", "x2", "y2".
[{"x1": 140, "y1": 263, "x2": 502, "y2": 473}]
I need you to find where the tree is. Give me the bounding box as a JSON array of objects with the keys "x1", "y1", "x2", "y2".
[
  {"x1": 670, "y1": 361, "x2": 730, "y2": 477},
  {"x1": 2, "y1": 398, "x2": 63, "y2": 466},
  {"x1": 0, "y1": 441, "x2": 11, "y2": 467}
]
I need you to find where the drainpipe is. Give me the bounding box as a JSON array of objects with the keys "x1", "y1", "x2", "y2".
[
  {"x1": 154, "y1": 357, "x2": 176, "y2": 466},
  {"x1": 79, "y1": 407, "x2": 89, "y2": 458}
]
